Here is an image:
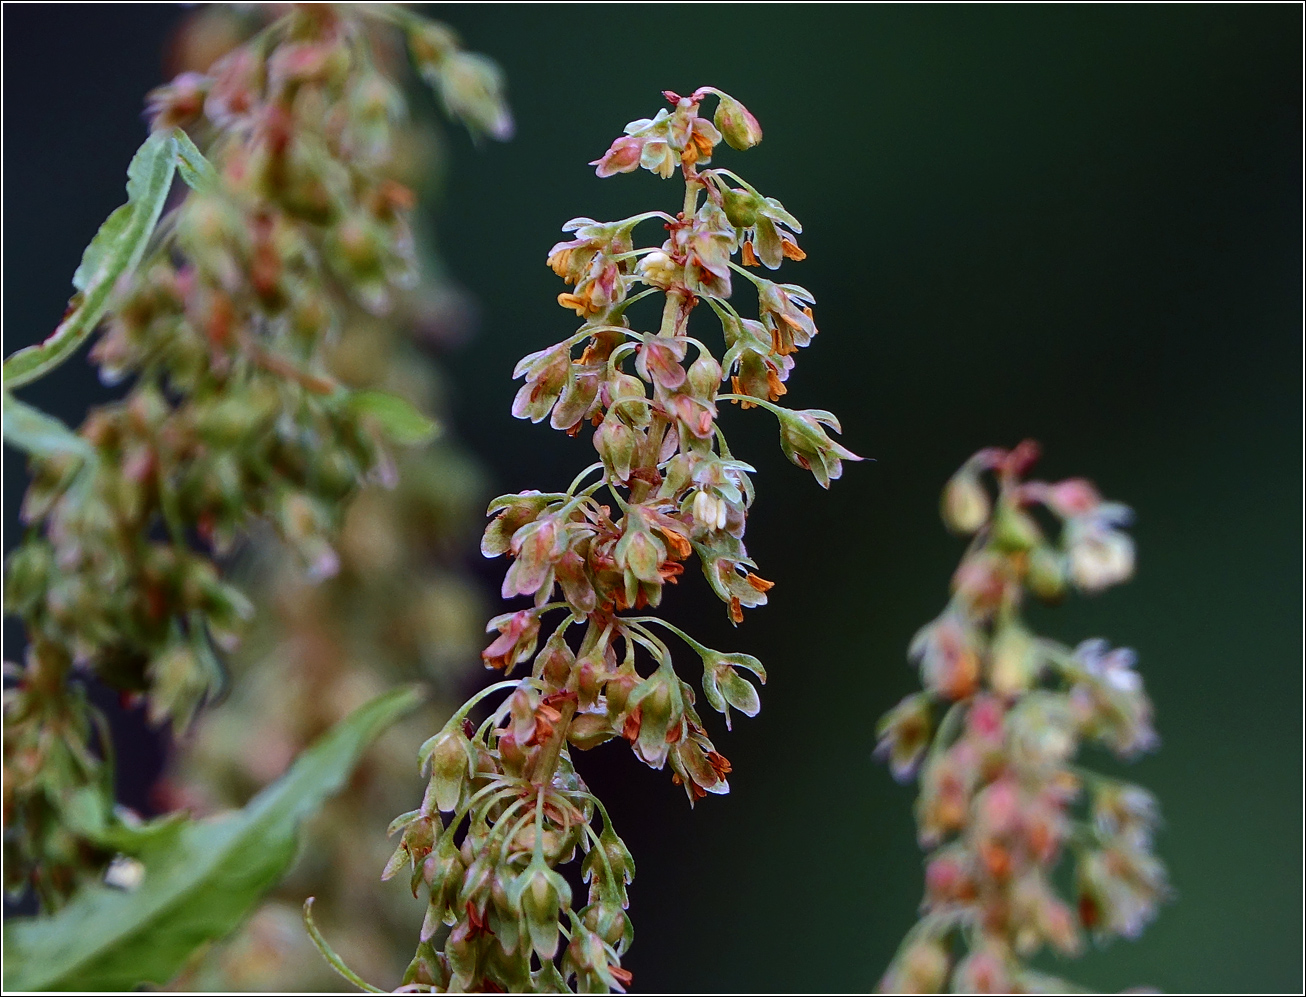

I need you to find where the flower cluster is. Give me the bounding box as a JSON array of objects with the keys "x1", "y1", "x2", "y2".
[
  {"x1": 143, "y1": 6, "x2": 505, "y2": 989},
  {"x1": 386, "y1": 88, "x2": 857, "y2": 993},
  {"x1": 876, "y1": 442, "x2": 1167, "y2": 994},
  {"x1": 3, "y1": 5, "x2": 509, "y2": 909}
]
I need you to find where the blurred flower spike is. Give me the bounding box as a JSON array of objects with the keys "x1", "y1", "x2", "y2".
[
  {"x1": 877, "y1": 442, "x2": 1168, "y2": 993},
  {"x1": 388, "y1": 87, "x2": 859, "y2": 992},
  {"x1": 4, "y1": 3, "x2": 509, "y2": 911}
]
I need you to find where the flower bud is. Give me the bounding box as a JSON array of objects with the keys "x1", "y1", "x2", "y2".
[
  {"x1": 4, "y1": 541, "x2": 52, "y2": 615},
  {"x1": 894, "y1": 938, "x2": 951, "y2": 993},
  {"x1": 422, "y1": 830, "x2": 464, "y2": 913},
  {"x1": 721, "y1": 187, "x2": 759, "y2": 228},
  {"x1": 942, "y1": 469, "x2": 990, "y2": 534},
  {"x1": 700, "y1": 651, "x2": 765, "y2": 729},
  {"x1": 513, "y1": 858, "x2": 570, "y2": 960},
  {"x1": 591, "y1": 135, "x2": 644, "y2": 178},
  {"x1": 534, "y1": 630, "x2": 575, "y2": 689},
  {"x1": 604, "y1": 666, "x2": 639, "y2": 718},
  {"x1": 594, "y1": 415, "x2": 637, "y2": 483},
  {"x1": 146, "y1": 642, "x2": 207, "y2": 730},
  {"x1": 609, "y1": 370, "x2": 647, "y2": 403},
  {"x1": 407, "y1": 21, "x2": 458, "y2": 68},
  {"x1": 423, "y1": 727, "x2": 472, "y2": 812},
  {"x1": 875, "y1": 692, "x2": 932, "y2": 783},
  {"x1": 401, "y1": 940, "x2": 449, "y2": 990},
  {"x1": 567, "y1": 711, "x2": 616, "y2": 750},
  {"x1": 613, "y1": 523, "x2": 665, "y2": 608},
  {"x1": 1067, "y1": 527, "x2": 1134, "y2": 592},
  {"x1": 713, "y1": 93, "x2": 763, "y2": 150},
  {"x1": 591, "y1": 825, "x2": 635, "y2": 888},
  {"x1": 992, "y1": 502, "x2": 1043, "y2": 552},
  {"x1": 434, "y1": 52, "x2": 514, "y2": 141},
  {"x1": 686, "y1": 354, "x2": 723, "y2": 398},
  {"x1": 626, "y1": 666, "x2": 680, "y2": 768},
  {"x1": 582, "y1": 898, "x2": 630, "y2": 948},
  {"x1": 635, "y1": 249, "x2": 677, "y2": 288},
  {"x1": 1026, "y1": 544, "x2": 1067, "y2": 601},
  {"x1": 563, "y1": 925, "x2": 611, "y2": 992},
  {"x1": 989, "y1": 620, "x2": 1039, "y2": 697}
]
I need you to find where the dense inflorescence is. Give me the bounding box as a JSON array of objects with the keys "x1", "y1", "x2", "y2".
[
  {"x1": 383, "y1": 87, "x2": 859, "y2": 993},
  {"x1": 152, "y1": 6, "x2": 503, "y2": 989},
  {"x1": 876, "y1": 442, "x2": 1168, "y2": 994},
  {"x1": 3, "y1": 4, "x2": 509, "y2": 910}
]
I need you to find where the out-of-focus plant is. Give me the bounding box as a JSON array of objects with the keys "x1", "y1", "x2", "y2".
[
  {"x1": 154, "y1": 5, "x2": 502, "y2": 989},
  {"x1": 2, "y1": 3, "x2": 509, "y2": 988},
  {"x1": 876, "y1": 441, "x2": 1168, "y2": 994},
  {"x1": 304, "y1": 86, "x2": 860, "y2": 994}
]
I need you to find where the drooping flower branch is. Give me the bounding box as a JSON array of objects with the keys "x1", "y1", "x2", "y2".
[
  {"x1": 379, "y1": 87, "x2": 860, "y2": 994},
  {"x1": 877, "y1": 442, "x2": 1167, "y2": 994}
]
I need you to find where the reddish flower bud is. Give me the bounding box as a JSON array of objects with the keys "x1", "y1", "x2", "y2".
[{"x1": 591, "y1": 135, "x2": 644, "y2": 178}]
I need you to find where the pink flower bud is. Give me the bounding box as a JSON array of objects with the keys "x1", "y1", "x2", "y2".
[
  {"x1": 1047, "y1": 477, "x2": 1101, "y2": 516},
  {"x1": 590, "y1": 135, "x2": 644, "y2": 178}
]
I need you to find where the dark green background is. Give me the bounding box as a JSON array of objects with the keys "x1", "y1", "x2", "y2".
[{"x1": 4, "y1": 4, "x2": 1301, "y2": 992}]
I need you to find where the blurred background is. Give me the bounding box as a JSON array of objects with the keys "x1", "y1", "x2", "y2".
[{"x1": 3, "y1": 3, "x2": 1300, "y2": 993}]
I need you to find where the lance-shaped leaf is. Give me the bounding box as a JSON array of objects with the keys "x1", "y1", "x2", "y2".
[
  {"x1": 3, "y1": 130, "x2": 179, "y2": 389},
  {"x1": 170, "y1": 127, "x2": 219, "y2": 194},
  {"x1": 1, "y1": 685, "x2": 422, "y2": 992}
]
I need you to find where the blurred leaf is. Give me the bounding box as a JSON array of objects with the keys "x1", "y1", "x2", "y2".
[
  {"x1": 1, "y1": 685, "x2": 423, "y2": 992},
  {"x1": 172, "y1": 127, "x2": 218, "y2": 194},
  {"x1": 348, "y1": 388, "x2": 441, "y2": 445},
  {"x1": 2, "y1": 392, "x2": 96, "y2": 462},
  {"x1": 3, "y1": 130, "x2": 178, "y2": 389}
]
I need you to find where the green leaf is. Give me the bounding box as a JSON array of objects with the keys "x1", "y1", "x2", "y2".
[
  {"x1": 171, "y1": 127, "x2": 219, "y2": 194},
  {"x1": 2, "y1": 392, "x2": 96, "y2": 463},
  {"x1": 347, "y1": 388, "x2": 441, "y2": 445},
  {"x1": 2, "y1": 685, "x2": 423, "y2": 992},
  {"x1": 3, "y1": 131, "x2": 178, "y2": 390}
]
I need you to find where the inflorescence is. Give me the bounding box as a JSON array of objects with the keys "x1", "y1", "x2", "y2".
[
  {"x1": 877, "y1": 442, "x2": 1167, "y2": 994},
  {"x1": 382, "y1": 86, "x2": 859, "y2": 994}
]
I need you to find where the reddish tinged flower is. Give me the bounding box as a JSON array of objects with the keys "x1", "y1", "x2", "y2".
[
  {"x1": 875, "y1": 693, "x2": 933, "y2": 783},
  {"x1": 481, "y1": 609, "x2": 540, "y2": 672},
  {"x1": 703, "y1": 88, "x2": 762, "y2": 150},
  {"x1": 392, "y1": 86, "x2": 853, "y2": 995},
  {"x1": 879, "y1": 447, "x2": 1164, "y2": 993},
  {"x1": 591, "y1": 135, "x2": 644, "y2": 177},
  {"x1": 757, "y1": 279, "x2": 818, "y2": 355}
]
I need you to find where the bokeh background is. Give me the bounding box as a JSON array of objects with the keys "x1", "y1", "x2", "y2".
[{"x1": 4, "y1": 3, "x2": 1301, "y2": 993}]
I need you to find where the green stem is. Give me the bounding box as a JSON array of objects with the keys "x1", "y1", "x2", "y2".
[{"x1": 302, "y1": 898, "x2": 386, "y2": 994}]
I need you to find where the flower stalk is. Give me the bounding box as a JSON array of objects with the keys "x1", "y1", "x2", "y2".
[
  {"x1": 3, "y1": 3, "x2": 509, "y2": 910},
  {"x1": 384, "y1": 86, "x2": 859, "y2": 993},
  {"x1": 876, "y1": 441, "x2": 1168, "y2": 993}
]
